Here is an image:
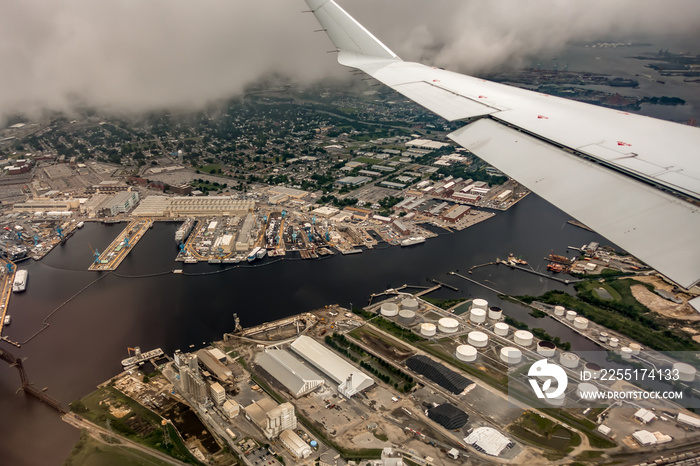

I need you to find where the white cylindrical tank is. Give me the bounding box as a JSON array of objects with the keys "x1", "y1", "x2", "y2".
[
  {"x1": 514, "y1": 330, "x2": 534, "y2": 347},
  {"x1": 398, "y1": 310, "x2": 416, "y2": 325},
  {"x1": 620, "y1": 347, "x2": 633, "y2": 359},
  {"x1": 470, "y1": 308, "x2": 486, "y2": 324},
  {"x1": 565, "y1": 310, "x2": 577, "y2": 321},
  {"x1": 134, "y1": 346, "x2": 142, "y2": 358},
  {"x1": 577, "y1": 383, "x2": 599, "y2": 402},
  {"x1": 629, "y1": 343, "x2": 642, "y2": 355},
  {"x1": 494, "y1": 322, "x2": 509, "y2": 336},
  {"x1": 380, "y1": 302, "x2": 399, "y2": 317},
  {"x1": 420, "y1": 323, "x2": 436, "y2": 337},
  {"x1": 537, "y1": 341, "x2": 556, "y2": 358},
  {"x1": 583, "y1": 362, "x2": 602, "y2": 380},
  {"x1": 438, "y1": 317, "x2": 459, "y2": 333},
  {"x1": 554, "y1": 305, "x2": 566, "y2": 316},
  {"x1": 560, "y1": 352, "x2": 580, "y2": 369},
  {"x1": 608, "y1": 337, "x2": 619, "y2": 348},
  {"x1": 488, "y1": 306, "x2": 502, "y2": 320},
  {"x1": 401, "y1": 298, "x2": 419, "y2": 312},
  {"x1": 468, "y1": 331, "x2": 489, "y2": 348},
  {"x1": 456, "y1": 344, "x2": 478, "y2": 362},
  {"x1": 500, "y1": 347, "x2": 522, "y2": 365},
  {"x1": 674, "y1": 362, "x2": 697, "y2": 382},
  {"x1": 545, "y1": 391, "x2": 566, "y2": 407},
  {"x1": 599, "y1": 332, "x2": 609, "y2": 342},
  {"x1": 471, "y1": 298, "x2": 488, "y2": 311},
  {"x1": 573, "y1": 317, "x2": 589, "y2": 330}
]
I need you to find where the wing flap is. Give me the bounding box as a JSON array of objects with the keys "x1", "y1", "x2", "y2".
[{"x1": 449, "y1": 119, "x2": 700, "y2": 289}]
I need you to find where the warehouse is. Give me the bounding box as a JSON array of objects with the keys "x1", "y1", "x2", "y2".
[
  {"x1": 406, "y1": 355, "x2": 474, "y2": 395},
  {"x1": 427, "y1": 403, "x2": 469, "y2": 429},
  {"x1": 196, "y1": 349, "x2": 233, "y2": 382},
  {"x1": 464, "y1": 427, "x2": 515, "y2": 457},
  {"x1": 256, "y1": 349, "x2": 325, "y2": 398},
  {"x1": 279, "y1": 429, "x2": 312, "y2": 459},
  {"x1": 290, "y1": 336, "x2": 374, "y2": 397},
  {"x1": 245, "y1": 399, "x2": 297, "y2": 439}
]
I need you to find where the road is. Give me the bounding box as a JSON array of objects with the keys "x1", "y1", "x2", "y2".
[{"x1": 63, "y1": 412, "x2": 192, "y2": 466}]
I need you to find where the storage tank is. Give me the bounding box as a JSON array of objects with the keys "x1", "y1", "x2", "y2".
[
  {"x1": 401, "y1": 298, "x2": 419, "y2": 312},
  {"x1": 577, "y1": 383, "x2": 599, "y2": 402},
  {"x1": 488, "y1": 306, "x2": 502, "y2": 320},
  {"x1": 456, "y1": 344, "x2": 478, "y2": 362},
  {"x1": 598, "y1": 332, "x2": 609, "y2": 342},
  {"x1": 560, "y1": 352, "x2": 580, "y2": 369},
  {"x1": 420, "y1": 323, "x2": 436, "y2": 337},
  {"x1": 554, "y1": 305, "x2": 566, "y2": 316},
  {"x1": 380, "y1": 302, "x2": 399, "y2": 317},
  {"x1": 674, "y1": 362, "x2": 697, "y2": 382},
  {"x1": 398, "y1": 310, "x2": 416, "y2": 325},
  {"x1": 438, "y1": 317, "x2": 459, "y2": 334},
  {"x1": 514, "y1": 330, "x2": 534, "y2": 347},
  {"x1": 470, "y1": 308, "x2": 486, "y2": 324},
  {"x1": 500, "y1": 347, "x2": 522, "y2": 365},
  {"x1": 583, "y1": 362, "x2": 602, "y2": 380},
  {"x1": 494, "y1": 322, "x2": 509, "y2": 337},
  {"x1": 471, "y1": 298, "x2": 488, "y2": 312},
  {"x1": 467, "y1": 331, "x2": 489, "y2": 348},
  {"x1": 620, "y1": 347, "x2": 633, "y2": 359},
  {"x1": 629, "y1": 343, "x2": 642, "y2": 355},
  {"x1": 545, "y1": 391, "x2": 566, "y2": 406},
  {"x1": 573, "y1": 317, "x2": 589, "y2": 330},
  {"x1": 608, "y1": 337, "x2": 619, "y2": 348},
  {"x1": 565, "y1": 310, "x2": 577, "y2": 321},
  {"x1": 536, "y1": 341, "x2": 556, "y2": 357}
]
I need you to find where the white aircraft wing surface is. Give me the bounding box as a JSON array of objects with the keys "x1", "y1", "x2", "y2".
[{"x1": 304, "y1": 0, "x2": 700, "y2": 289}]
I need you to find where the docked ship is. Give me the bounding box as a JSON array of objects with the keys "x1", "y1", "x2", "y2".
[
  {"x1": 248, "y1": 247, "x2": 261, "y2": 262},
  {"x1": 12, "y1": 270, "x2": 27, "y2": 293},
  {"x1": 175, "y1": 218, "x2": 195, "y2": 245},
  {"x1": 257, "y1": 247, "x2": 267, "y2": 259},
  {"x1": 3, "y1": 315, "x2": 10, "y2": 326},
  {"x1": 77, "y1": 221, "x2": 85, "y2": 228},
  {"x1": 401, "y1": 236, "x2": 426, "y2": 247},
  {"x1": 121, "y1": 347, "x2": 164, "y2": 369}
]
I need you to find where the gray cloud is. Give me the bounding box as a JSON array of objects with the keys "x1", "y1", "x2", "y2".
[{"x1": 1, "y1": 0, "x2": 698, "y2": 123}]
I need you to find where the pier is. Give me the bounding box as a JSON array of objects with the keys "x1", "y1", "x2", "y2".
[
  {"x1": 495, "y1": 259, "x2": 583, "y2": 284},
  {"x1": 89, "y1": 218, "x2": 153, "y2": 271},
  {"x1": 0, "y1": 260, "x2": 14, "y2": 335},
  {"x1": 0, "y1": 347, "x2": 66, "y2": 414}
]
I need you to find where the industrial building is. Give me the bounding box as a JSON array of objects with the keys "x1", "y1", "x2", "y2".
[
  {"x1": 235, "y1": 213, "x2": 255, "y2": 251},
  {"x1": 255, "y1": 349, "x2": 325, "y2": 398},
  {"x1": 405, "y1": 355, "x2": 474, "y2": 395},
  {"x1": 244, "y1": 398, "x2": 297, "y2": 439},
  {"x1": 279, "y1": 429, "x2": 312, "y2": 459},
  {"x1": 209, "y1": 382, "x2": 226, "y2": 405},
  {"x1": 13, "y1": 198, "x2": 80, "y2": 213},
  {"x1": 334, "y1": 176, "x2": 371, "y2": 187},
  {"x1": 290, "y1": 336, "x2": 374, "y2": 397},
  {"x1": 426, "y1": 403, "x2": 469, "y2": 429},
  {"x1": 196, "y1": 349, "x2": 233, "y2": 382},
  {"x1": 131, "y1": 196, "x2": 254, "y2": 217},
  {"x1": 176, "y1": 352, "x2": 209, "y2": 404},
  {"x1": 103, "y1": 190, "x2": 139, "y2": 216},
  {"x1": 464, "y1": 427, "x2": 515, "y2": 457}
]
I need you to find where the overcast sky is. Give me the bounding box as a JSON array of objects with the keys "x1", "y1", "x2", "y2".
[{"x1": 1, "y1": 0, "x2": 699, "y2": 123}]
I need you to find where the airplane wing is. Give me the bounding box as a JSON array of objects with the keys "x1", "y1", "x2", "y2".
[{"x1": 304, "y1": 0, "x2": 700, "y2": 289}]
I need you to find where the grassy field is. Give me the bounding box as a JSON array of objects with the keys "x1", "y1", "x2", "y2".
[
  {"x1": 72, "y1": 386, "x2": 201, "y2": 465},
  {"x1": 63, "y1": 432, "x2": 172, "y2": 466}
]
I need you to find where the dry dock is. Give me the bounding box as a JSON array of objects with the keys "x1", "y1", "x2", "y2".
[{"x1": 88, "y1": 219, "x2": 153, "y2": 271}]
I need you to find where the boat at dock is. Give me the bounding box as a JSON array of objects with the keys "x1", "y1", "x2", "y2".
[
  {"x1": 175, "y1": 218, "x2": 195, "y2": 245},
  {"x1": 248, "y1": 247, "x2": 261, "y2": 262},
  {"x1": 3, "y1": 315, "x2": 10, "y2": 326},
  {"x1": 76, "y1": 221, "x2": 84, "y2": 228},
  {"x1": 121, "y1": 347, "x2": 164, "y2": 368},
  {"x1": 401, "y1": 236, "x2": 426, "y2": 247},
  {"x1": 12, "y1": 270, "x2": 27, "y2": 292},
  {"x1": 256, "y1": 248, "x2": 267, "y2": 259}
]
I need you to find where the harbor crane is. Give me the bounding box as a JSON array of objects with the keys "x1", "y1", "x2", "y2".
[
  {"x1": 56, "y1": 226, "x2": 63, "y2": 239},
  {"x1": 123, "y1": 236, "x2": 130, "y2": 248},
  {"x1": 281, "y1": 210, "x2": 287, "y2": 218},
  {"x1": 88, "y1": 244, "x2": 100, "y2": 265},
  {"x1": 33, "y1": 235, "x2": 39, "y2": 247}
]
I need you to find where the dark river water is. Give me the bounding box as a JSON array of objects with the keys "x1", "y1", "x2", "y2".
[{"x1": 0, "y1": 194, "x2": 612, "y2": 465}]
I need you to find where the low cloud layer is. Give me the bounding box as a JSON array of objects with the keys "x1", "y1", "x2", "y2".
[{"x1": 1, "y1": 0, "x2": 698, "y2": 123}]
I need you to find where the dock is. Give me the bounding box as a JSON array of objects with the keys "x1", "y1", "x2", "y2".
[
  {"x1": 495, "y1": 259, "x2": 583, "y2": 284},
  {"x1": 121, "y1": 347, "x2": 164, "y2": 369},
  {"x1": 0, "y1": 260, "x2": 14, "y2": 336},
  {"x1": 89, "y1": 219, "x2": 153, "y2": 271}
]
